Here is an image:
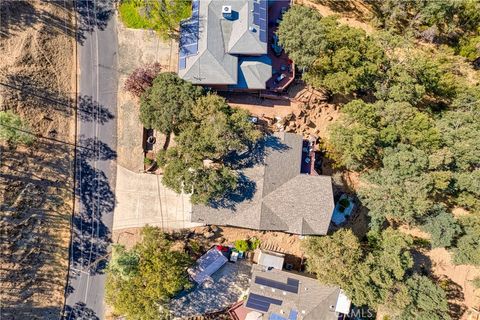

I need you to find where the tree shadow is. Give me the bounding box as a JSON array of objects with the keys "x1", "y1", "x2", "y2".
[
  {"x1": 435, "y1": 276, "x2": 467, "y2": 320},
  {"x1": 0, "y1": 0, "x2": 37, "y2": 39},
  {"x1": 73, "y1": 0, "x2": 116, "y2": 45},
  {"x1": 211, "y1": 135, "x2": 290, "y2": 210},
  {"x1": 0, "y1": 0, "x2": 116, "y2": 45},
  {"x1": 78, "y1": 136, "x2": 117, "y2": 161},
  {"x1": 0, "y1": 140, "x2": 74, "y2": 317},
  {"x1": 1, "y1": 74, "x2": 73, "y2": 118},
  {"x1": 78, "y1": 96, "x2": 115, "y2": 125},
  {"x1": 318, "y1": 0, "x2": 373, "y2": 22},
  {"x1": 70, "y1": 136, "x2": 116, "y2": 274},
  {"x1": 411, "y1": 249, "x2": 433, "y2": 276},
  {"x1": 63, "y1": 302, "x2": 100, "y2": 320},
  {"x1": 209, "y1": 172, "x2": 257, "y2": 210}
]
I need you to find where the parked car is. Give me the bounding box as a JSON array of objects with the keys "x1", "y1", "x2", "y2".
[{"x1": 271, "y1": 34, "x2": 283, "y2": 56}]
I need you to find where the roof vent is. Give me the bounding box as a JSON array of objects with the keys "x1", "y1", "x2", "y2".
[{"x1": 222, "y1": 5, "x2": 232, "y2": 14}]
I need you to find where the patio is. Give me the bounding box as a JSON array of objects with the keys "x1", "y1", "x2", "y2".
[{"x1": 265, "y1": 0, "x2": 295, "y2": 92}]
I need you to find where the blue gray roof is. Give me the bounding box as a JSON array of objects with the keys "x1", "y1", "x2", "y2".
[{"x1": 178, "y1": 0, "x2": 270, "y2": 88}]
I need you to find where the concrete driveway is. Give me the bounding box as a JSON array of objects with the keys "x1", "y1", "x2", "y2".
[{"x1": 113, "y1": 165, "x2": 202, "y2": 231}]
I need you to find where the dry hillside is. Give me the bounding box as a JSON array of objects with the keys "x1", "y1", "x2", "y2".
[{"x1": 0, "y1": 1, "x2": 75, "y2": 318}]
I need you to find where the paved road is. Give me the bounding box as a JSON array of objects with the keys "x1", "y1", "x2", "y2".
[{"x1": 63, "y1": 1, "x2": 118, "y2": 319}]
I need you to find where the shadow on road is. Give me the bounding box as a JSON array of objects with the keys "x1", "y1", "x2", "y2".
[
  {"x1": 64, "y1": 302, "x2": 100, "y2": 320},
  {"x1": 70, "y1": 135, "x2": 116, "y2": 276}
]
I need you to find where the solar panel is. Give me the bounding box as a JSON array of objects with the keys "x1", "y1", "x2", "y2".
[
  {"x1": 259, "y1": 29, "x2": 267, "y2": 43},
  {"x1": 178, "y1": 0, "x2": 200, "y2": 70},
  {"x1": 246, "y1": 293, "x2": 283, "y2": 312},
  {"x1": 254, "y1": 276, "x2": 300, "y2": 294},
  {"x1": 252, "y1": 0, "x2": 268, "y2": 43}
]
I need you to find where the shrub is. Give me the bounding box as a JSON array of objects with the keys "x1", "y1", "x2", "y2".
[
  {"x1": 0, "y1": 111, "x2": 34, "y2": 145},
  {"x1": 471, "y1": 276, "x2": 480, "y2": 289},
  {"x1": 144, "y1": 157, "x2": 153, "y2": 165},
  {"x1": 118, "y1": 1, "x2": 154, "y2": 29},
  {"x1": 124, "y1": 62, "x2": 162, "y2": 98},
  {"x1": 249, "y1": 237, "x2": 261, "y2": 250},
  {"x1": 235, "y1": 240, "x2": 249, "y2": 252},
  {"x1": 118, "y1": 0, "x2": 191, "y2": 39}
]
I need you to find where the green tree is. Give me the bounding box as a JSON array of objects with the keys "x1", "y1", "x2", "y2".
[
  {"x1": 276, "y1": 5, "x2": 324, "y2": 68},
  {"x1": 400, "y1": 275, "x2": 450, "y2": 320},
  {"x1": 119, "y1": 0, "x2": 192, "y2": 39},
  {"x1": 108, "y1": 244, "x2": 140, "y2": 279},
  {"x1": 359, "y1": 145, "x2": 434, "y2": 227},
  {"x1": 106, "y1": 226, "x2": 192, "y2": 320},
  {"x1": 158, "y1": 94, "x2": 261, "y2": 204},
  {"x1": 0, "y1": 111, "x2": 34, "y2": 145},
  {"x1": 139, "y1": 72, "x2": 203, "y2": 135},
  {"x1": 453, "y1": 215, "x2": 480, "y2": 265},
  {"x1": 327, "y1": 99, "x2": 380, "y2": 170},
  {"x1": 278, "y1": 7, "x2": 386, "y2": 94},
  {"x1": 303, "y1": 229, "x2": 363, "y2": 288},
  {"x1": 374, "y1": 44, "x2": 457, "y2": 104},
  {"x1": 420, "y1": 205, "x2": 461, "y2": 248},
  {"x1": 378, "y1": 101, "x2": 441, "y2": 151},
  {"x1": 351, "y1": 229, "x2": 413, "y2": 309},
  {"x1": 370, "y1": 0, "x2": 480, "y2": 44},
  {"x1": 326, "y1": 99, "x2": 440, "y2": 170},
  {"x1": 304, "y1": 229, "x2": 413, "y2": 310}
]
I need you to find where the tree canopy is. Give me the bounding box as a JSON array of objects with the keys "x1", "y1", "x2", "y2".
[
  {"x1": 156, "y1": 94, "x2": 261, "y2": 204},
  {"x1": 105, "y1": 226, "x2": 192, "y2": 320},
  {"x1": 303, "y1": 229, "x2": 414, "y2": 311},
  {"x1": 277, "y1": 7, "x2": 386, "y2": 94},
  {"x1": 118, "y1": 0, "x2": 192, "y2": 39},
  {"x1": 400, "y1": 275, "x2": 450, "y2": 320},
  {"x1": 140, "y1": 72, "x2": 204, "y2": 135},
  {"x1": 420, "y1": 205, "x2": 461, "y2": 248}
]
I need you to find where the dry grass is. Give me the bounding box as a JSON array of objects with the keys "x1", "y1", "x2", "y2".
[{"x1": 0, "y1": 1, "x2": 75, "y2": 318}]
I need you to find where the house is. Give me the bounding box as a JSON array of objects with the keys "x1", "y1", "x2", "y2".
[
  {"x1": 178, "y1": 0, "x2": 272, "y2": 90},
  {"x1": 242, "y1": 264, "x2": 351, "y2": 320},
  {"x1": 191, "y1": 132, "x2": 335, "y2": 235}
]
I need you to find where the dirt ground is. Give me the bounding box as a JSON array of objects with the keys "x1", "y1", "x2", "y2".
[
  {"x1": 113, "y1": 225, "x2": 305, "y2": 268},
  {"x1": 0, "y1": 1, "x2": 75, "y2": 318},
  {"x1": 295, "y1": 0, "x2": 375, "y2": 34},
  {"x1": 116, "y1": 18, "x2": 178, "y2": 171}
]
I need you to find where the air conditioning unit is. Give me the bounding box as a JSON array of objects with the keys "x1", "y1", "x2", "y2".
[{"x1": 222, "y1": 5, "x2": 232, "y2": 14}]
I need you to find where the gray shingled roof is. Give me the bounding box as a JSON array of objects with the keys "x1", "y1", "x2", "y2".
[
  {"x1": 191, "y1": 133, "x2": 335, "y2": 235},
  {"x1": 178, "y1": 0, "x2": 268, "y2": 86},
  {"x1": 247, "y1": 264, "x2": 341, "y2": 320}
]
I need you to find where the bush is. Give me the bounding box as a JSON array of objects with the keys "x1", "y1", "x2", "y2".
[
  {"x1": 144, "y1": 157, "x2": 153, "y2": 165},
  {"x1": 0, "y1": 111, "x2": 34, "y2": 145},
  {"x1": 471, "y1": 276, "x2": 480, "y2": 289},
  {"x1": 118, "y1": 1, "x2": 154, "y2": 29},
  {"x1": 118, "y1": 0, "x2": 191, "y2": 39},
  {"x1": 124, "y1": 62, "x2": 162, "y2": 98},
  {"x1": 249, "y1": 237, "x2": 261, "y2": 250},
  {"x1": 234, "y1": 240, "x2": 249, "y2": 252}
]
